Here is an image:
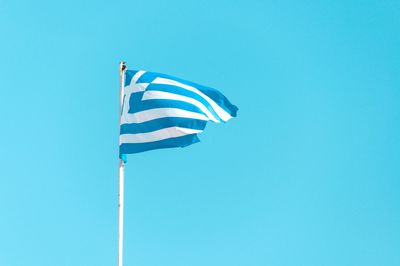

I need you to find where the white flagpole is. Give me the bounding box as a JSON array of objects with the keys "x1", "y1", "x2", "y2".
[{"x1": 118, "y1": 61, "x2": 126, "y2": 266}]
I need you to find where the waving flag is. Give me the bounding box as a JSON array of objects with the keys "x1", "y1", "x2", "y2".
[{"x1": 119, "y1": 70, "x2": 238, "y2": 160}]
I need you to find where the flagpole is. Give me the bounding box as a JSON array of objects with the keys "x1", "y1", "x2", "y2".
[{"x1": 118, "y1": 61, "x2": 126, "y2": 266}]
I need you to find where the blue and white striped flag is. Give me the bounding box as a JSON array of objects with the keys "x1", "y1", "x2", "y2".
[{"x1": 119, "y1": 70, "x2": 238, "y2": 160}]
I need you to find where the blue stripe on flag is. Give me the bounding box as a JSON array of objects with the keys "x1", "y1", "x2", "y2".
[
  {"x1": 120, "y1": 134, "x2": 199, "y2": 155},
  {"x1": 129, "y1": 96, "x2": 206, "y2": 115},
  {"x1": 120, "y1": 117, "x2": 207, "y2": 135}
]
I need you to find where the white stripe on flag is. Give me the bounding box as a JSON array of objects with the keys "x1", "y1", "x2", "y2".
[
  {"x1": 142, "y1": 90, "x2": 220, "y2": 123},
  {"x1": 124, "y1": 83, "x2": 149, "y2": 95},
  {"x1": 120, "y1": 126, "x2": 202, "y2": 144},
  {"x1": 131, "y1": 70, "x2": 146, "y2": 84},
  {"x1": 151, "y1": 77, "x2": 233, "y2": 122},
  {"x1": 120, "y1": 108, "x2": 209, "y2": 125}
]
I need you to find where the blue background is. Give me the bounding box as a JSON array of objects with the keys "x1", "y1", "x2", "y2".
[{"x1": 0, "y1": 1, "x2": 399, "y2": 265}]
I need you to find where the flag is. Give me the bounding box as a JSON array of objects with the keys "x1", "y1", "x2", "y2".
[{"x1": 119, "y1": 70, "x2": 238, "y2": 160}]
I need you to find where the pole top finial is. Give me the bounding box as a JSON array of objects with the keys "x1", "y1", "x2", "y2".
[{"x1": 120, "y1": 61, "x2": 126, "y2": 72}]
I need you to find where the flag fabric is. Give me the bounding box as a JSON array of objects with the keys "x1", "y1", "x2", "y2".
[{"x1": 119, "y1": 70, "x2": 238, "y2": 160}]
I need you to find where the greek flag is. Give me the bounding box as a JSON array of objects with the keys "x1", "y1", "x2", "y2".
[{"x1": 119, "y1": 70, "x2": 238, "y2": 160}]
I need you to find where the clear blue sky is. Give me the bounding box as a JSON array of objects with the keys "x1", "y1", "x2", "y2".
[{"x1": 1, "y1": 0, "x2": 399, "y2": 265}]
